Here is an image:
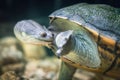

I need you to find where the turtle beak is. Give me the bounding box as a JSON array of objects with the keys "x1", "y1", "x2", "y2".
[{"x1": 56, "y1": 47, "x2": 63, "y2": 58}]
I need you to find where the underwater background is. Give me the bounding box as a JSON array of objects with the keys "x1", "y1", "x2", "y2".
[
  {"x1": 0, "y1": 0, "x2": 119, "y2": 80},
  {"x1": 0, "y1": 0, "x2": 119, "y2": 37}
]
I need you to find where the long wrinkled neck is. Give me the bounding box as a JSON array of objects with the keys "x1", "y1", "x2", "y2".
[
  {"x1": 58, "y1": 61, "x2": 76, "y2": 80},
  {"x1": 65, "y1": 29, "x2": 101, "y2": 68}
]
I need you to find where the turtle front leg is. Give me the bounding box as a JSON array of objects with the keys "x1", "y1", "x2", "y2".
[{"x1": 58, "y1": 61, "x2": 76, "y2": 80}]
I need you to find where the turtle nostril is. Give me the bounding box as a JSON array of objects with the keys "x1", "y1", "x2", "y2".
[{"x1": 41, "y1": 32, "x2": 47, "y2": 37}]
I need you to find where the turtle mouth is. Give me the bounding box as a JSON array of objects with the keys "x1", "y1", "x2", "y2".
[
  {"x1": 31, "y1": 37, "x2": 53, "y2": 42},
  {"x1": 24, "y1": 39, "x2": 53, "y2": 47},
  {"x1": 16, "y1": 34, "x2": 53, "y2": 46},
  {"x1": 38, "y1": 39, "x2": 53, "y2": 42}
]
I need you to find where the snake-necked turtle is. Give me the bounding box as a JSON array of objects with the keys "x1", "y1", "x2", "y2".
[{"x1": 14, "y1": 3, "x2": 120, "y2": 80}]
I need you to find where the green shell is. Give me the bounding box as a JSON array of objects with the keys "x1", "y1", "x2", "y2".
[{"x1": 49, "y1": 3, "x2": 120, "y2": 42}]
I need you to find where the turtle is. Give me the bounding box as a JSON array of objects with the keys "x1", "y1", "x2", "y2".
[{"x1": 14, "y1": 3, "x2": 120, "y2": 80}]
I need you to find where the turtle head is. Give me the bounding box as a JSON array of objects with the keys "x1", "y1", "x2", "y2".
[
  {"x1": 55, "y1": 30, "x2": 73, "y2": 57},
  {"x1": 14, "y1": 20, "x2": 54, "y2": 47}
]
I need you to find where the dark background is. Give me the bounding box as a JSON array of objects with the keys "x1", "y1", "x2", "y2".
[{"x1": 0, "y1": 0, "x2": 120, "y2": 37}]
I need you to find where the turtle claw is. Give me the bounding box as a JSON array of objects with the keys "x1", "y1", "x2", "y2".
[{"x1": 56, "y1": 48, "x2": 63, "y2": 58}]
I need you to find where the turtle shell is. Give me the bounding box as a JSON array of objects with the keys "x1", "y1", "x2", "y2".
[
  {"x1": 49, "y1": 3, "x2": 120, "y2": 41},
  {"x1": 49, "y1": 3, "x2": 120, "y2": 78}
]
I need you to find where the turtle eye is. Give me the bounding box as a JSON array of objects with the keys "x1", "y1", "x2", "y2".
[{"x1": 41, "y1": 32, "x2": 47, "y2": 37}]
